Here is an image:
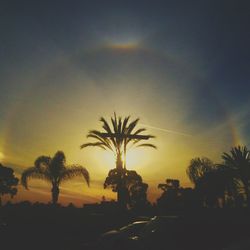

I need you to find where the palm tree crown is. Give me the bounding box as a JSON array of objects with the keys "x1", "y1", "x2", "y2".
[
  {"x1": 81, "y1": 113, "x2": 156, "y2": 169},
  {"x1": 186, "y1": 157, "x2": 214, "y2": 185},
  {"x1": 221, "y1": 146, "x2": 250, "y2": 207},
  {"x1": 221, "y1": 146, "x2": 250, "y2": 178},
  {"x1": 21, "y1": 151, "x2": 90, "y2": 204}
]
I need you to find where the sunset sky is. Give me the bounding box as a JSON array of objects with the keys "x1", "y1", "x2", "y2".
[{"x1": 0, "y1": 1, "x2": 250, "y2": 206}]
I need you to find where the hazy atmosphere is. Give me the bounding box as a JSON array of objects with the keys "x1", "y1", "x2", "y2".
[{"x1": 1, "y1": 0, "x2": 250, "y2": 206}]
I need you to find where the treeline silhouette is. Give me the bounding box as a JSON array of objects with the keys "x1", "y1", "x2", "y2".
[
  {"x1": 2, "y1": 114, "x2": 250, "y2": 250},
  {"x1": 1, "y1": 114, "x2": 250, "y2": 211},
  {"x1": 157, "y1": 147, "x2": 250, "y2": 211},
  {"x1": 2, "y1": 149, "x2": 250, "y2": 210}
]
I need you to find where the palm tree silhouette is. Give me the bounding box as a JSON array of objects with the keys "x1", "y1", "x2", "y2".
[
  {"x1": 186, "y1": 157, "x2": 214, "y2": 185},
  {"x1": 221, "y1": 146, "x2": 250, "y2": 207},
  {"x1": 187, "y1": 157, "x2": 239, "y2": 207},
  {"x1": 187, "y1": 157, "x2": 219, "y2": 207},
  {"x1": 21, "y1": 151, "x2": 90, "y2": 205},
  {"x1": 81, "y1": 113, "x2": 156, "y2": 207}
]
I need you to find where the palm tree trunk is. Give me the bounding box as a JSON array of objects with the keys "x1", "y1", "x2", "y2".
[
  {"x1": 124, "y1": 139, "x2": 127, "y2": 170},
  {"x1": 117, "y1": 171, "x2": 127, "y2": 209},
  {"x1": 51, "y1": 183, "x2": 59, "y2": 205},
  {"x1": 116, "y1": 154, "x2": 127, "y2": 209},
  {"x1": 116, "y1": 153, "x2": 123, "y2": 170},
  {"x1": 117, "y1": 184, "x2": 127, "y2": 209}
]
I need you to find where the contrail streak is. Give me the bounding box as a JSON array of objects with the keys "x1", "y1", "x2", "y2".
[{"x1": 140, "y1": 124, "x2": 192, "y2": 137}]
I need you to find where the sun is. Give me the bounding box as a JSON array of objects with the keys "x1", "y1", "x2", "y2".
[{"x1": 102, "y1": 148, "x2": 149, "y2": 171}]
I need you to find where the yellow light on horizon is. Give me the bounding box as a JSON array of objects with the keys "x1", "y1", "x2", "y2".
[{"x1": 0, "y1": 152, "x2": 4, "y2": 161}]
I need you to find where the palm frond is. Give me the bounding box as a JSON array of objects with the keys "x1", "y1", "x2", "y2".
[
  {"x1": 111, "y1": 113, "x2": 123, "y2": 149},
  {"x1": 133, "y1": 128, "x2": 147, "y2": 135},
  {"x1": 136, "y1": 143, "x2": 157, "y2": 149},
  {"x1": 87, "y1": 130, "x2": 113, "y2": 151},
  {"x1": 111, "y1": 114, "x2": 118, "y2": 134},
  {"x1": 88, "y1": 130, "x2": 104, "y2": 137},
  {"x1": 80, "y1": 142, "x2": 107, "y2": 150},
  {"x1": 122, "y1": 116, "x2": 130, "y2": 133},
  {"x1": 127, "y1": 118, "x2": 140, "y2": 134},
  {"x1": 87, "y1": 134, "x2": 113, "y2": 151},
  {"x1": 118, "y1": 116, "x2": 122, "y2": 134},
  {"x1": 51, "y1": 151, "x2": 66, "y2": 167},
  {"x1": 100, "y1": 117, "x2": 112, "y2": 134},
  {"x1": 21, "y1": 167, "x2": 51, "y2": 189},
  {"x1": 60, "y1": 165, "x2": 90, "y2": 186},
  {"x1": 34, "y1": 156, "x2": 51, "y2": 169},
  {"x1": 100, "y1": 116, "x2": 117, "y2": 149},
  {"x1": 127, "y1": 131, "x2": 155, "y2": 144}
]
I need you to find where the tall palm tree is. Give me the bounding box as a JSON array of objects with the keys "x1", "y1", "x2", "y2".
[
  {"x1": 81, "y1": 113, "x2": 156, "y2": 207},
  {"x1": 21, "y1": 151, "x2": 90, "y2": 205},
  {"x1": 221, "y1": 146, "x2": 250, "y2": 207}
]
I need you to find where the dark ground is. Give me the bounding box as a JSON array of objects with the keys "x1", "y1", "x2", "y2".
[{"x1": 1, "y1": 204, "x2": 250, "y2": 250}]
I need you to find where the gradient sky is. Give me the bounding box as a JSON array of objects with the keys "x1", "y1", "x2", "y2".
[{"x1": 0, "y1": 0, "x2": 250, "y2": 206}]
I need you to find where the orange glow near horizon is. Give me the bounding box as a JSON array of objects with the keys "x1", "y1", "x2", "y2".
[{"x1": 0, "y1": 152, "x2": 4, "y2": 161}]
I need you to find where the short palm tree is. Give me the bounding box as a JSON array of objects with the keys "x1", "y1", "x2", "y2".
[
  {"x1": 187, "y1": 157, "x2": 239, "y2": 207},
  {"x1": 187, "y1": 157, "x2": 221, "y2": 207},
  {"x1": 21, "y1": 151, "x2": 90, "y2": 205},
  {"x1": 221, "y1": 146, "x2": 250, "y2": 207},
  {"x1": 81, "y1": 113, "x2": 156, "y2": 207},
  {"x1": 186, "y1": 157, "x2": 214, "y2": 186}
]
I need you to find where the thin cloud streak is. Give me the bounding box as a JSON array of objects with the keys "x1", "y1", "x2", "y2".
[{"x1": 140, "y1": 124, "x2": 192, "y2": 137}]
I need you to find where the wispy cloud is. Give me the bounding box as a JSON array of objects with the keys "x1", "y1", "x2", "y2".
[{"x1": 140, "y1": 123, "x2": 192, "y2": 137}]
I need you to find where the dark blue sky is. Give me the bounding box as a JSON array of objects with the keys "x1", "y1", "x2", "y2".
[{"x1": 1, "y1": 1, "x2": 249, "y2": 99}]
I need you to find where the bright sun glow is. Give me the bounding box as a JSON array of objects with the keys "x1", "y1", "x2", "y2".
[
  {"x1": 102, "y1": 149, "x2": 149, "y2": 171},
  {"x1": 0, "y1": 152, "x2": 4, "y2": 161}
]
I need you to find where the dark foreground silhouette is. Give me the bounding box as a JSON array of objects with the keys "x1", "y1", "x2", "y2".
[
  {"x1": 1, "y1": 203, "x2": 250, "y2": 250},
  {"x1": 21, "y1": 151, "x2": 90, "y2": 205}
]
